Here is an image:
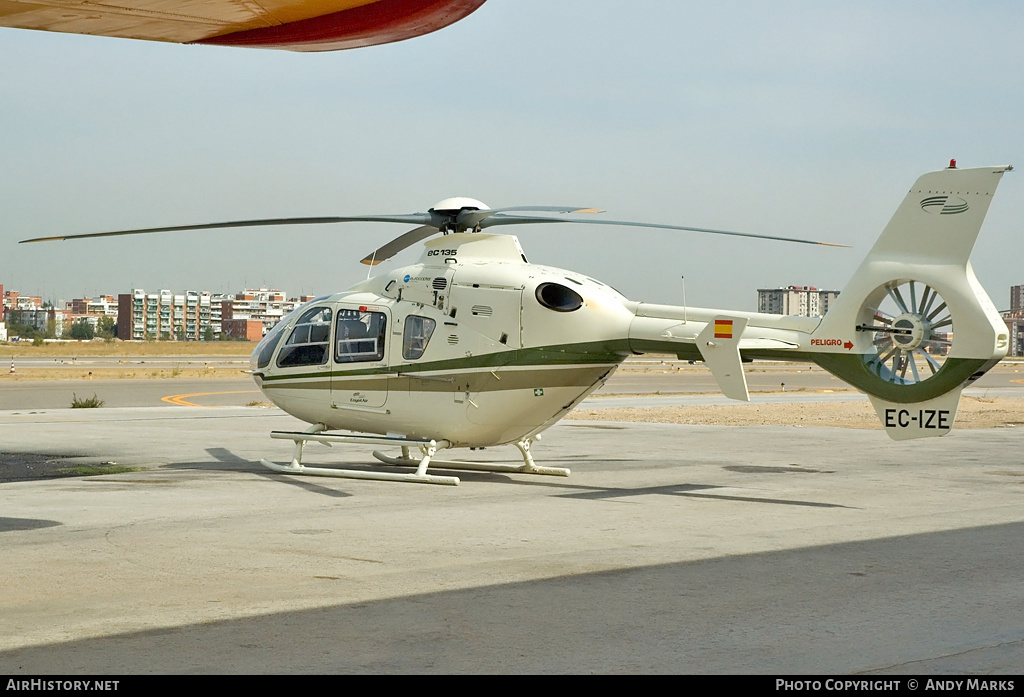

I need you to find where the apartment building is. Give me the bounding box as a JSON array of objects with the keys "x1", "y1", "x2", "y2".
[
  {"x1": 1003, "y1": 284, "x2": 1024, "y2": 357},
  {"x1": 757, "y1": 285, "x2": 839, "y2": 317},
  {"x1": 115, "y1": 288, "x2": 314, "y2": 341},
  {"x1": 4, "y1": 290, "x2": 43, "y2": 315},
  {"x1": 117, "y1": 289, "x2": 214, "y2": 341},
  {"x1": 221, "y1": 289, "x2": 315, "y2": 338}
]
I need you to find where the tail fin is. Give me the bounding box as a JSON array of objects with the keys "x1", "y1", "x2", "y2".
[{"x1": 811, "y1": 164, "x2": 1011, "y2": 440}]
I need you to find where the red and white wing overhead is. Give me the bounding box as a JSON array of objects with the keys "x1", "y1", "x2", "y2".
[{"x1": 0, "y1": 0, "x2": 488, "y2": 51}]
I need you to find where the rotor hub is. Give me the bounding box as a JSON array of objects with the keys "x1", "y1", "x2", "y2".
[
  {"x1": 430, "y1": 197, "x2": 489, "y2": 234},
  {"x1": 890, "y1": 313, "x2": 927, "y2": 350},
  {"x1": 431, "y1": 197, "x2": 488, "y2": 212}
]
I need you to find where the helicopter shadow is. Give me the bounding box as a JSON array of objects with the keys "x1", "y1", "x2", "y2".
[
  {"x1": 408, "y1": 455, "x2": 850, "y2": 508},
  {"x1": 0, "y1": 517, "x2": 62, "y2": 532},
  {"x1": 506, "y1": 476, "x2": 849, "y2": 507},
  {"x1": 171, "y1": 447, "x2": 354, "y2": 499},
  {"x1": 164, "y1": 448, "x2": 849, "y2": 508}
]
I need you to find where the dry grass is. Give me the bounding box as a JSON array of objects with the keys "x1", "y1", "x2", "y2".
[
  {"x1": 0, "y1": 341, "x2": 255, "y2": 379},
  {"x1": 1, "y1": 366, "x2": 248, "y2": 380},
  {"x1": 0, "y1": 341, "x2": 256, "y2": 357}
]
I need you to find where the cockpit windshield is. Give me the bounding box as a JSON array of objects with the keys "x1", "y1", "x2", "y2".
[{"x1": 277, "y1": 306, "x2": 332, "y2": 367}]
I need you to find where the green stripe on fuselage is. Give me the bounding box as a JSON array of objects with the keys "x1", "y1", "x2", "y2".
[
  {"x1": 260, "y1": 339, "x2": 633, "y2": 383},
  {"x1": 626, "y1": 337, "x2": 985, "y2": 402},
  {"x1": 800, "y1": 353, "x2": 987, "y2": 404},
  {"x1": 262, "y1": 365, "x2": 617, "y2": 394},
  {"x1": 259, "y1": 337, "x2": 986, "y2": 404}
]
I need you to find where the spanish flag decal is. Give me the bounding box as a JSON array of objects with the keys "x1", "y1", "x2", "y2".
[{"x1": 714, "y1": 319, "x2": 734, "y2": 339}]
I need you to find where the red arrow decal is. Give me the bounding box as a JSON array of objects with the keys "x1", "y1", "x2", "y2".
[{"x1": 844, "y1": 341, "x2": 853, "y2": 350}]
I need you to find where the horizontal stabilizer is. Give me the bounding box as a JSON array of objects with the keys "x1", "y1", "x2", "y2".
[{"x1": 696, "y1": 316, "x2": 750, "y2": 402}]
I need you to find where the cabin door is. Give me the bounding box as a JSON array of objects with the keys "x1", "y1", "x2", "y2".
[{"x1": 330, "y1": 305, "x2": 390, "y2": 409}]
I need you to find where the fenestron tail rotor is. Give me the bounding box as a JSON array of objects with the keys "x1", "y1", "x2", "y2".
[
  {"x1": 19, "y1": 196, "x2": 847, "y2": 265},
  {"x1": 858, "y1": 280, "x2": 953, "y2": 386}
]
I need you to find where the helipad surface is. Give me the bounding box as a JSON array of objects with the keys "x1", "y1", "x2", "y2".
[{"x1": 0, "y1": 404, "x2": 1021, "y2": 673}]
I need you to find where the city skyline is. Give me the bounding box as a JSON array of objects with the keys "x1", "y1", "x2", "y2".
[{"x1": 2, "y1": 3, "x2": 1023, "y2": 311}]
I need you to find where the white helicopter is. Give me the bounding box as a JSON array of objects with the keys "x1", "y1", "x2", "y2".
[{"x1": 24, "y1": 163, "x2": 1012, "y2": 485}]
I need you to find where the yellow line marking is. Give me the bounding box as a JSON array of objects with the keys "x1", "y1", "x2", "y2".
[{"x1": 162, "y1": 390, "x2": 259, "y2": 407}]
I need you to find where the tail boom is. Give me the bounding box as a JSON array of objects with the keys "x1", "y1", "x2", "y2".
[{"x1": 626, "y1": 164, "x2": 1011, "y2": 440}]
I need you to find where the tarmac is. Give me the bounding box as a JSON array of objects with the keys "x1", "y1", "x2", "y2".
[{"x1": 1, "y1": 398, "x2": 1023, "y2": 674}]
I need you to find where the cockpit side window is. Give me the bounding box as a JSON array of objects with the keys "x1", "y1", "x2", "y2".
[
  {"x1": 335, "y1": 309, "x2": 387, "y2": 363},
  {"x1": 403, "y1": 315, "x2": 436, "y2": 360},
  {"x1": 277, "y1": 306, "x2": 332, "y2": 368}
]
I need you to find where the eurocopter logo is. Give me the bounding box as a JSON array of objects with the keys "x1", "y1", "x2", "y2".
[{"x1": 920, "y1": 195, "x2": 969, "y2": 215}]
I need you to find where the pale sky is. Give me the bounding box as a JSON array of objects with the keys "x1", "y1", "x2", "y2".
[{"x1": 2, "y1": 1, "x2": 1022, "y2": 311}]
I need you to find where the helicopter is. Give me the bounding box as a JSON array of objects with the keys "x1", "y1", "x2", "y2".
[{"x1": 22, "y1": 163, "x2": 1012, "y2": 485}]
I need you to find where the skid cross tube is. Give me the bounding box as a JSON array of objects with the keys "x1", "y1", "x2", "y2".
[
  {"x1": 259, "y1": 425, "x2": 458, "y2": 485},
  {"x1": 259, "y1": 427, "x2": 569, "y2": 485},
  {"x1": 372, "y1": 436, "x2": 570, "y2": 478}
]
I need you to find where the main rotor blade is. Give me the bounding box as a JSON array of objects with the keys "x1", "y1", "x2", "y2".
[
  {"x1": 19, "y1": 214, "x2": 434, "y2": 244},
  {"x1": 477, "y1": 214, "x2": 847, "y2": 247},
  {"x1": 360, "y1": 225, "x2": 439, "y2": 266},
  {"x1": 457, "y1": 206, "x2": 602, "y2": 229},
  {"x1": 490, "y1": 206, "x2": 604, "y2": 214}
]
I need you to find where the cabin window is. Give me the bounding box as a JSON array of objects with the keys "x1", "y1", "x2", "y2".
[
  {"x1": 277, "y1": 306, "x2": 332, "y2": 367},
  {"x1": 335, "y1": 309, "x2": 387, "y2": 363},
  {"x1": 403, "y1": 315, "x2": 436, "y2": 360}
]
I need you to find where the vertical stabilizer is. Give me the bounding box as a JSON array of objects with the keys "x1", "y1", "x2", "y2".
[{"x1": 808, "y1": 164, "x2": 1011, "y2": 439}]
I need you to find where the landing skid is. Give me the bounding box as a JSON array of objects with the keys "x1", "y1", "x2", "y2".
[
  {"x1": 259, "y1": 425, "x2": 569, "y2": 485},
  {"x1": 372, "y1": 436, "x2": 570, "y2": 478}
]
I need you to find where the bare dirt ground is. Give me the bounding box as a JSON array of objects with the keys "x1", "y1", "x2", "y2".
[
  {"x1": 565, "y1": 395, "x2": 1024, "y2": 430},
  {"x1": 0, "y1": 341, "x2": 256, "y2": 358},
  {"x1": 0, "y1": 365, "x2": 248, "y2": 380},
  {"x1": 0, "y1": 341, "x2": 256, "y2": 379}
]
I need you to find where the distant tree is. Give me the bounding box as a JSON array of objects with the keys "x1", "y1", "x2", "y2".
[
  {"x1": 7, "y1": 321, "x2": 40, "y2": 341},
  {"x1": 202, "y1": 326, "x2": 215, "y2": 342},
  {"x1": 69, "y1": 319, "x2": 95, "y2": 340},
  {"x1": 45, "y1": 317, "x2": 57, "y2": 339},
  {"x1": 96, "y1": 316, "x2": 116, "y2": 339}
]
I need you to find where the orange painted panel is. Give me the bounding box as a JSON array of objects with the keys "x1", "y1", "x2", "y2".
[{"x1": 0, "y1": 0, "x2": 487, "y2": 50}]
